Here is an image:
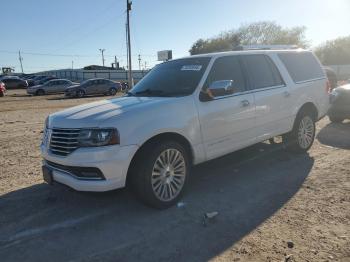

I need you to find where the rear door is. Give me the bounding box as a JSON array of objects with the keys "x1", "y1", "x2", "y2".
[
  {"x1": 58, "y1": 80, "x2": 71, "y2": 92},
  {"x1": 43, "y1": 81, "x2": 54, "y2": 94},
  {"x1": 196, "y1": 55, "x2": 256, "y2": 160},
  {"x1": 91, "y1": 80, "x2": 101, "y2": 94},
  {"x1": 99, "y1": 79, "x2": 110, "y2": 94},
  {"x1": 85, "y1": 80, "x2": 96, "y2": 94},
  {"x1": 3, "y1": 79, "x2": 15, "y2": 89},
  {"x1": 241, "y1": 54, "x2": 293, "y2": 141}
]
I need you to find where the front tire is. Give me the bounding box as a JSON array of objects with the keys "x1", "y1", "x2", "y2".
[
  {"x1": 76, "y1": 89, "x2": 85, "y2": 98},
  {"x1": 283, "y1": 112, "x2": 315, "y2": 153},
  {"x1": 129, "y1": 141, "x2": 190, "y2": 209}
]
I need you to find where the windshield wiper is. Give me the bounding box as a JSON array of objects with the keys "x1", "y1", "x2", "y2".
[{"x1": 134, "y1": 89, "x2": 165, "y2": 96}]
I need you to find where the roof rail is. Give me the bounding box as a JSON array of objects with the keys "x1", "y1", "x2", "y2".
[{"x1": 234, "y1": 45, "x2": 299, "y2": 51}]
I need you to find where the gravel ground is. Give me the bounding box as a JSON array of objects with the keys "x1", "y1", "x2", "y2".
[{"x1": 0, "y1": 90, "x2": 349, "y2": 262}]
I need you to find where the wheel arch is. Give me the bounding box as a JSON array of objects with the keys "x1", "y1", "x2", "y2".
[
  {"x1": 126, "y1": 132, "x2": 194, "y2": 185},
  {"x1": 291, "y1": 102, "x2": 318, "y2": 131},
  {"x1": 296, "y1": 102, "x2": 318, "y2": 121}
]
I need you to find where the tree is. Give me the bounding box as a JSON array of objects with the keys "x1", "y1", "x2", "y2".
[
  {"x1": 314, "y1": 36, "x2": 350, "y2": 65},
  {"x1": 189, "y1": 21, "x2": 308, "y2": 55}
]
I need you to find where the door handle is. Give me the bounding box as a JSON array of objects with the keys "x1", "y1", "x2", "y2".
[
  {"x1": 283, "y1": 91, "x2": 291, "y2": 97},
  {"x1": 241, "y1": 100, "x2": 250, "y2": 107}
]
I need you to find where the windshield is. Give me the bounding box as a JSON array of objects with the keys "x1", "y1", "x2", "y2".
[{"x1": 129, "y1": 57, "x2": 211, "y2": 97}]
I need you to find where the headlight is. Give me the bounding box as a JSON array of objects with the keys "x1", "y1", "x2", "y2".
[{"x1": 77, "y1": 128, "x2": 119, "y2": 147}]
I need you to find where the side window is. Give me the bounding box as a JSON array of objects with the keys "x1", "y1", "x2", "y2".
[
  {"x1": 242, "y1": 55, "x2": 284, "y2": 90},
  {"x1": 205, "y1": 56, "x2": 246, "y2": 93},
  {"x1": 278, "y1": 52, "x2": 324, "y2": 83}
]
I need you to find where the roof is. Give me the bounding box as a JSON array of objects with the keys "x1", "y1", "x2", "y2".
[{"x1": 178, "y1": 48, "x2": 309, "y2": 60}]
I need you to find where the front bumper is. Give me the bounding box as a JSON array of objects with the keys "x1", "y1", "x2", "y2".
[{"x1": 41, "y1": 143, "x2": 139, "y2": 191}]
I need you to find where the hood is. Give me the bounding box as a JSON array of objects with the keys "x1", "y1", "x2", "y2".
[
  {"x1": 66, "y1": 84, "x2": 80, "y2": 90},
  {"x1": 48, "y1": 96, "x2": 172, "y2": 128}
]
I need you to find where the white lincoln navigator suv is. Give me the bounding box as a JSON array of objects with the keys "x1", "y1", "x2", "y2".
[{"x1": 41, "y1": 49, "x2": 330, "y2": 208}]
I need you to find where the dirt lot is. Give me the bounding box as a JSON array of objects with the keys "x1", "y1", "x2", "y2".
[{"x1": 0, "y1": 90, "x2": 349, "y2": 262}]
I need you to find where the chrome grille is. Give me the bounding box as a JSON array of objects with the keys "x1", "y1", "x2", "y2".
[{"x1": 50, "y1": 128, "x2": 80, "y2": 156}]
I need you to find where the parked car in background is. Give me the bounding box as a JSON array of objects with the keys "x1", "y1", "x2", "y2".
[
  {"x1": 0, "y1": 81, "x2": 6, "y2": 97},
  {"x1": 27, "y1": 79, "x2": 78, "y2": 96},
  {"x1": 21, "y1": 74, "x2": 35, "y2": 80},
  {"x1": 324, "y1": 67, "x2": 337, "y2": 91},
  {"x1": 328, "y1": 83, "x2": 350, "y2": 123},
  {"x1": 34, "y1": 76, "x2": 58, "y2": 85},
  {"x1": 65, "y1": 78, "x2": 121, "y2": 98},
  {"x1": 41, "y1": 49, "x2": 330, "y2": 209},
  {"x1": 1, "y1": 77, "x2": 28, "y2": 89},
  {"x1": 27, "y1": 75, "x2": 46, "y2": 87}
]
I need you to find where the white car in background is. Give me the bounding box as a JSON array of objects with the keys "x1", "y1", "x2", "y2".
[
  {"x1": 41, "y1": 48, "x2": 330, "y2": 209},
  {"x1": 27, "y1": 79, "x2": 78, "y2": 96}
]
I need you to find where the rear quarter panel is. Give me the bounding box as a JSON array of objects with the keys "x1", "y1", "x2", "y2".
[{"x1": 273, "y1": 52, "x2": 329, "y2": 127}]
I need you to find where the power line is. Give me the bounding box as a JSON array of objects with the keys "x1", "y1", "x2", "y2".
[
  {"x1": 0, "y1": 49, "x2": 156, "y2": 58},
  {"x1": 52, "y1": 10, "x2": 126, "y2": 53}
]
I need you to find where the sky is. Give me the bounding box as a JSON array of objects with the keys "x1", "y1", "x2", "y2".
[{"x1": 1, "y1": 0, "x2": 349, "y2": 73}]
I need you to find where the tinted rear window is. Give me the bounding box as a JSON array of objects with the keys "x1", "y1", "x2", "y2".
[
  {"x1": 242, "y1": 55, "x2": 284, "y2": 89},
  {"x1": 278, "y1": 52, "x2": 324, "y2": 83}
]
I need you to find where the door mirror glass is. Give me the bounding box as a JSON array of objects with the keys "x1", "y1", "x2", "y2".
[{"x1": 207, "y1": 80, "x2": 234, "y2": 98}]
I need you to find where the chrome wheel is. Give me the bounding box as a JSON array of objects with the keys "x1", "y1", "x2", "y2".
[
  {"x1": 151, "y1": 149, "x2": 186, "y2": 202},
  {"x1": 297, "y1": 116, "x2": 314, "y2": 149}
]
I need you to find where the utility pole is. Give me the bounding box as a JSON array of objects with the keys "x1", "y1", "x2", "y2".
[
  {"x1": 138, "y1": 54, "x2": 141, "y2": 70},
  {"x1": 126, "y1": 0, "x2": 133, "y2": 88},
  {"x1": 114, "y1": 56, "x2": 118, "y2": 70},
  {"x1": 144, "y1": 61, "x2": 147, "y2": 70},
  {"x1": 18, "y1": 51, "x2": 24, "y2": 73},
  {"x1": 99, "y1": 48, "x2": 105, "y2": 67}
]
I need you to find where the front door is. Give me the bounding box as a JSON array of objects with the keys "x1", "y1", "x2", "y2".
[{"x1": 196, "y1": 55, "x2": 256, "y2": 160}]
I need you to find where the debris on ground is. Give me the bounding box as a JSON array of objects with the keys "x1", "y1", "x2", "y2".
[
  {"x1": 177, "y1": 202, "x2": 186, "y2": 208},
  {"x1": 202, "y1": 211, "x2": 219, "y2": 226},
  {"x1": 285, "y1": 254, "x2": 293, "y2": 262}
]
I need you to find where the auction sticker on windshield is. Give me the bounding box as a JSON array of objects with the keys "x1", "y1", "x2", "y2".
[{"x1": 181, "y1": 65, "x2": 202, "y2": 71}]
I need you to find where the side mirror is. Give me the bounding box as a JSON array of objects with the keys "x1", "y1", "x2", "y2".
[{"x1": 207, "y1": 80, "x2": 234, "y2": 98}]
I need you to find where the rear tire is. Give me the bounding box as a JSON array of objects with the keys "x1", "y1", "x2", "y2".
[
  {"x1": 0, "y1": 92, "x2": 4, "y2": 97},
  {"x1": 283, "y1": 112, "x2": 315, "y2": 153},
  {"x1": 109, "y1": 88, "x2": 117, "y2": 96},
  {"x1": 129, "y1": 141, "x2": 190, "y2": 209}
]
